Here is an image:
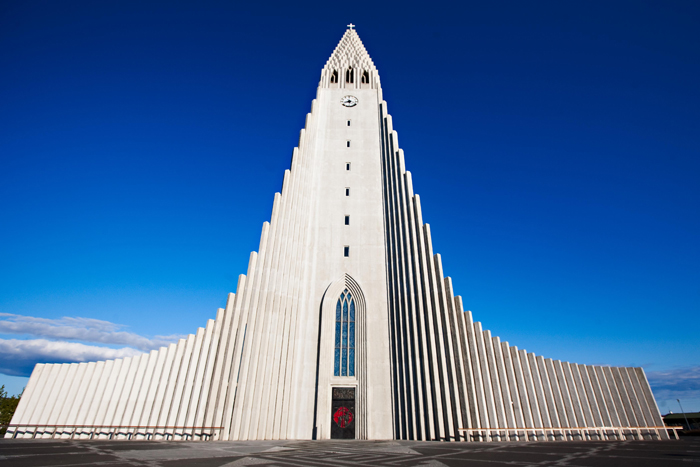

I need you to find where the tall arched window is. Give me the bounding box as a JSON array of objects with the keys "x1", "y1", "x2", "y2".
[
  {"x1": 334, "y1": 288, "x2": 355, "y2": 376},
  {"x1": 361, "y1": 70, "x2": 369, "y2": 84},
  {"x1": 330, "y1": 70, "x2": 338, "y2": 83},
  {"x1": 345, "y1": 67, "x2": 354, "y2": 84}
]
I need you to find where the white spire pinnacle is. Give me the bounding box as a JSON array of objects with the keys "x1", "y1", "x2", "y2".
[{"x1": 320, "y1": 28, "x2": 380, "y2": 89}]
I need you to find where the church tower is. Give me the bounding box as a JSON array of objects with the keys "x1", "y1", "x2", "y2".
[
  {"x1": 213, "y1": 24, "x2": 395, "y2": 441},
  {"x1": 7, "y1": 26, "x2": 668, "y2": 442}
]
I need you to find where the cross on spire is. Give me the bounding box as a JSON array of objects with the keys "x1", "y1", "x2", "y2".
[{"x1": 347, "y1": 23, "x2": 355, "y2": 30}]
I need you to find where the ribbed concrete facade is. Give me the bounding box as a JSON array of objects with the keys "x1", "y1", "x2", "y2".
[{"x1": 6, "y1": 28, "x2": 667, "y2": 442}]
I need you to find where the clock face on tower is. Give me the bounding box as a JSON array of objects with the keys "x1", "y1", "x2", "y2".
[{"x1": 341, "y1": 95, "x2": 358, "y2": 107}]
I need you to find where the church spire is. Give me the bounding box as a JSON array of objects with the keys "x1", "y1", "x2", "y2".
[{"x1": 320, "y1": 26, "x2": 380, "y2": 90}]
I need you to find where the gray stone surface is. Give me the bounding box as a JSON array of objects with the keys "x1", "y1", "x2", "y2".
[{"x1": 2, "y1": 438, "x2": 699, "y2": 466}]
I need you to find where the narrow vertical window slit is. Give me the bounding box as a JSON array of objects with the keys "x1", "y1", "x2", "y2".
[{"x1": 333, "y1": 288, "x2": 356, "y2": 377}]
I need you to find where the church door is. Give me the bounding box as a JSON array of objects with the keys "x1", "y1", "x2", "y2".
[{"x1": 330, "y1": 387, "x2": 355, "y2": 439}]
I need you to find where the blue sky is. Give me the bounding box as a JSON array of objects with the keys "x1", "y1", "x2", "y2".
[{"x1": 1, "y1": 1, "x2": 698, "y2": 413}]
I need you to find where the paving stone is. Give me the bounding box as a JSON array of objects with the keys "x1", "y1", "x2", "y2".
[{"x1": 1, "y1": 438, "x2": 699, "y2": 466}]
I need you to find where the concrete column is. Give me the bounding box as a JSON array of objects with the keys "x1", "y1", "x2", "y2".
[
  {"x1": 229, "y1": 220, "x2": 272, "y2": 439},
  {"x1": 190, "y1": 319, "x2": 220, "y2": 439},
  {"x1": 412, "y1": 194, "x2": 445, "y2": 439},
  {"x1": 113, "y1": 355, "x2": 146, "y2": 439},
  {"x1": 164, "y1": 335, "x2": 196, "y2": 439},
  {"x1": 456, "y1": 306, "x2": 480, "y2": 433},
  {"x1": 144, "y1": 345, "x2": 173, "y2": 439},
  {"x1": 518, "y1": 350, "x2": 541, "y2": 430},
  {"x1": 78, "y1": 360, "x2": 109, "y2": 439},
  {"x1": 552, "y1": 360, "x2": 576, "y2": 432},
  {"x1": 173, "y1": 328, "x2": 207, "y2": 439},
  {"x1": 578, "y1": 365, "x2": 607, "y2": 440},
  {"x1": 562, "y1": 362, "x2": 588, "y2": 430},
  {"x1": 597, "y1": 366, "x2": 624, "y2": 427},
  {"x1": 484, "y1": 332, "x2": 507, "y2": 431},
  {"x1": 634, "y1": 368, "x2": 669, "y2": 439},
  {"x1": 154, "y1": 340, "x2": 187, "y2": 439},
  {"x1": 462, "y1": 314, "x2": 487, "y2": 435},
  {"x1": 493, "y1": 338, "x2": 516, "y2": 432},
  {"x1": 7, "y1": 364, "x2": 46, "y2": 438},
  {"x1": 127, "y1": 350, "x2": 159, "y2": 439},
  {"x1": 508, "y1": 346, "x2": 533, "y2": 430},
  {"x1": 537, "y1": 356, "x2": 560, "y2": 434},
  {"x1": 102, "y1": 356, "x2": 134, "y2": 439},
  {"x1": 611, "y1": 367, "x2": 640, "y2": 428},
  {"x1": 475, "y1": 323, "x2": 498, "y2": 432},
  {"x1": 47, "y1": 363, "x2": 81, "y2": 438},
  {"x1": 62, "y1": 362, "x2": 94, "y2": 439}
]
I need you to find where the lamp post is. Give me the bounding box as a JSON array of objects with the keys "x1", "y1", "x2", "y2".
[{"x1": 677, "y1": 399, "x2": 691, "y2": 431}]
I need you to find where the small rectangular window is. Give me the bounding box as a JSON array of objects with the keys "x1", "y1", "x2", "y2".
[
  {"x1": 346, "y1": 140, "x2": 351, "y2": 147},
  {"x1": 345, "y1": 188, "x2": 350, "y2": 196},
  {"x1": 344, "y1": 216, "x2": 350, "y2": 225},
  {"x1": 347, "y1": 120, "x2": 351, "y2": 126},
  {"x1": 346, "y1": 163, "x2": 351, "y2": 171},
  {"x1": 344, "y1": 246, "x2": 350, "y2": 257}
]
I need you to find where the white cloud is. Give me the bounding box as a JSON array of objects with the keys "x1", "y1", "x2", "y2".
[
  {"x1": 647, "y1": 366, "x2": 700, "y2": 392},
  {"x1": 647, "y1": 366, "x2": 700, "y2": 412},
  {"x1": 0, "y1": 338, "x2": 142, "y2": 377},
  {"x1": 0, "y1": 313, "x2": 182, "y2": 351},
  {"x1": 0, "y1": 313, "x2": 186, "y2": 377}
]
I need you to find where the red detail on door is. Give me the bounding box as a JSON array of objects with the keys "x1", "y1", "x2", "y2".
[{"x1": 333, "y1": 406, "x2": 354, "y2": 428}]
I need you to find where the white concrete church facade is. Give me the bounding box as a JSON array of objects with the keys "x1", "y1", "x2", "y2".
[{"x1": 7, "y1": 27, "x2": 668, "y2": 442}]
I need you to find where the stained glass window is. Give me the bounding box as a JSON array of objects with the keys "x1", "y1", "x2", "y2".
[{"x1": 334, "y1": 288, "x2": 355, "y2": 377}]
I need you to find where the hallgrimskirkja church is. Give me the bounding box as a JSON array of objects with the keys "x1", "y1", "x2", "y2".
[{"x1": 6, "y1": 27, "x2": 668, "y2": 442}]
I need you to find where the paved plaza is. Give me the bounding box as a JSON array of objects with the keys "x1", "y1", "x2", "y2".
[{"x1": 1, "y1": 438, "x2": 699, "y2": 466}]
